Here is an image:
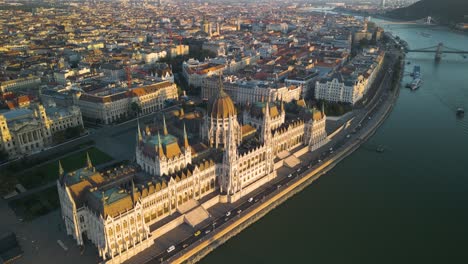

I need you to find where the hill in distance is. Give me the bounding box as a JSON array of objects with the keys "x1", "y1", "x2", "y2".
[{"x1": 386, "y1": 0, "x2": 468, "y2": 25}]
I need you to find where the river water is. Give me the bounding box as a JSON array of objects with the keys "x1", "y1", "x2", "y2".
[{"x1": 201, "y1": 20, "x2": 468, "y2": 264}]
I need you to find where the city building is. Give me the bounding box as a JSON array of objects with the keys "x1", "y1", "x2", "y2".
[
  {"x1": 315, "y1": 51, "x2": 384, "y2": 105},
  {"x1": 202, "y1": 75, "x2": 302, "y2": 104},
  {"x1": 75, "y1": 81, "x2": 178, "y2": 124},
  {"x1": 0, "y1": 76, "x2": 42, "y2": 93},
  {"x1": 0, "y1": 103, "x2": 83, "y2": 158},
  {"x1": 58, "y1": 81, "x2": 328, "y2": 264}
]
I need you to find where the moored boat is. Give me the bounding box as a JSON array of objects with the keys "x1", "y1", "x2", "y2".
[{"x1": 411, "y1": 78, "x2": 422, "y2": 90}]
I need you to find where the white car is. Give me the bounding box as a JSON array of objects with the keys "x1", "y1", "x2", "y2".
[
  {"x1": 248, "y1": 197, "x2": 254, "y2": 202},
  {"x1": 167, "y1": 245, "x2": 175, "y2": 253},
  {"x1": 226, "y1": 211, "x2": 231, "y2": 217},
  {"x1": 288, "y1": 174, "x2": 292, "y2": 178}
]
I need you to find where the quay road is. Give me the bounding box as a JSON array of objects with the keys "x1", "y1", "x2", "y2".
[{"x1": 130, "y1": 49, "x2": 402, "y2": 264}]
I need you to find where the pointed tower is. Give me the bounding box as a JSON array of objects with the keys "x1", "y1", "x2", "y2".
[
  {"x1": 261, "y1": 102, "x2": 272, "y2": 144},
  {"x1": 222, "y1": 117, "x2": 238, "y2": 196},
  {"x1": 59, "y1": 160, "x2": 64, "y2": 176},
  {"x1": 131, "y1": 180, "x2": 137, "y2": 204},
  {"x1": 162, "y1": 114, "x2": 168, "y2": 135},
  {"x1": 58, "y1": 160, "x2": 65, "y2": 184},
  {"x1": 281, "y1": 96, "x2": 285, "y2": 112},
  {"x1": 157, "y1": 131, "x2": 165, "y2": 157},
  {"x1": 137, "y1": 118, "x2": 143, "y2": 142},
  {"x1": 183, "y1": 123, "x2": 189, "y2": 150},
  {"x1": 86, "y1": 152, "x2": 93, "y2": 169}
]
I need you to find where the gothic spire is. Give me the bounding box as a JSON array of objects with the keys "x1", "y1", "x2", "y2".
[
  {"x1": 183, "y1": 123, "x2": 189, "y2": 149},
  {"x1": 218, "y1": 74, "x2": 226, "y2": 96},
  {"x1": 58, "y1": 160, "x2": 64, "y2": 177},
  {"x1": 157, "y1": 131, "x2": 165, "y2": 157},
  {"x1": 162, "y1": 114, "x2": 168, "y2": 135},
  {"x1": 280, "y1": 95, "x2": 285, "y2": 112},
  {"x1": 225, "y1": 117, "x2": 237, "y2": 162},
  {"x1": 261, "y1": 102, "x2": 271, "y2": 144},
  {"x1": 137, "y1": 118, "x2": 143, "y2": 142},
  {"x1": 86, "y1": 152, "x2": 93, "y2": 168},
  {"x1": 131, "y1": 180, "x2": 136, "y2": 204}
]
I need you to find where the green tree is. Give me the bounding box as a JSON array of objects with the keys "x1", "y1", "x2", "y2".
[{"x1": 131, "y1": 102, "x2": 142, "y2": 116}]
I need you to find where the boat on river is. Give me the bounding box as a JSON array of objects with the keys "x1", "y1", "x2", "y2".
[{"x1": 411, "y1": 78, "x2": 422, "y2": 90}]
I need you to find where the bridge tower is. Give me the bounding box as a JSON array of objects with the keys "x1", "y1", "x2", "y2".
[
  {"x1": 435, "y1": 42, "x2": 443, "y2": 62},
  {"x1": 426, "y1": 16, "x2": 432, "y2": 25}
]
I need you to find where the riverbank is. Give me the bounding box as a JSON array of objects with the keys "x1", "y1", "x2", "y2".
[{"x1": 165, "y1": 48, "x2": 404, "y2": 264}]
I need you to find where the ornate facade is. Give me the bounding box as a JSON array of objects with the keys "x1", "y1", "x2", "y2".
[
  {"x1": 0, "y1": 103, "x2": 83, "y2": 158},
  {"x1": 75, "y1": 81, "x2": 178, "y2": 124},
  {"x1": 58, "y1": 79, "x2": 329, "y2": 263}
]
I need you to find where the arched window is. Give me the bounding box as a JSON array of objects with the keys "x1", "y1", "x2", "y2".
[
  {"x1": 108, "y1": 228, "x2": 113, "y2": 236},
  {"x1": 116, "y1": 225, "x2": 121, "y2": 233},
  {"x1": 123, "y1": 221, "x2": 128, "y2": 229}
]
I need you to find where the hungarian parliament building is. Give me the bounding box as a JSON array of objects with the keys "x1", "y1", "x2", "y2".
[{"x1": 57, "y1": 81, "x2": 329, "y2": 263}]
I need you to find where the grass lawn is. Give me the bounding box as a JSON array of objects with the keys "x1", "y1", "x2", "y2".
[
  {"x1": 9, "y1": 186, "x2": 60, "y2": 221},
  {"x1": 17, "y1": 147, "x2": 113, "y2": 189}
]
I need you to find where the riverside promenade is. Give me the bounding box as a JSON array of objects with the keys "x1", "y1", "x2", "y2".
[{"x1": 164, "y1": 50, "x2": 404, "y2": 264}]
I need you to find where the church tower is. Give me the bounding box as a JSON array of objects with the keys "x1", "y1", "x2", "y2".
[
  {"x1": 202, "y1": 76, "x2": 241, "y2": 148},
  {"x1": 136, "y1": 116, "x2": 192, "y2": 176},
  {"x1": 221, "y1": 118, "x2": 239, "y2": 197}
]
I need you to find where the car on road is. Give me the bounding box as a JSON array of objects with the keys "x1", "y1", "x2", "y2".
[
  {"x1": 226, "y1": 211, "x2": 231, "y2": 217},
  {"x1": 182, "y1": 244, "x2": 189, "y2": 248},
  {"x1": 205, "y1": 229, "x2": 211, "y2": 234},
  {"x1": 277, "y1": 184, "x2": 282, "y2": 189},
  {"x1": 194, "y1": 230, "x2": 201, "y2": 237},
  {"x1": 346, "y1": 134, "x2": 351, "y2": 138},
  {"x1": 167, "y1": 245, "x2": 175, "y2": 253},
  {"x1": 248, "y1": 197, "x2": 254, "y2": 202},
  {"x1": 288, "y1": 174, "x2": 292, "y2": 178},
  {"x1": 237, "y1": 209, "x2": 242, "y2": 214},
  {"x1": 318, "y1": 159, "x2": 322, "y2": 163}
]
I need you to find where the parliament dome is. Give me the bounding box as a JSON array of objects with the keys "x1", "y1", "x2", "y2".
[{"x1": 209, "y1": 89, "x2": 237, "y2": 118}]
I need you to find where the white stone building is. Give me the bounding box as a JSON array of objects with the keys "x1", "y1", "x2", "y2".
[
  {"x1": 315, "y1": 51, "x2": 384, "y2": 105},
  {"x1": 202, "y1": 75, "x2": 302, "y2": 104},
  {"x1": 0, "y1": 76, "x2": 42, "y2": 92},
  {"x1": 58, "y1": 82, "x2": 329, "y2": 264},
  {"x1": 75, "y1": 81, "x2": 178, "y2": 124},
  {"x1": 0, "y1": 103, "x2": 83, "y2": 158}
]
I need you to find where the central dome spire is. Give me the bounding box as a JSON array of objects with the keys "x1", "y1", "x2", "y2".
[{"x1": 209, "y1": 75, "x2": 236, "y2": 118}]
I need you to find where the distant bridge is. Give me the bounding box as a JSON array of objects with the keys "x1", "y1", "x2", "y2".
[
  {"x1": 407, "y1": 43, "x2": 468, "y2": 62},
  {"x1": 380, "y1": 16, "x2": 436, "y2": 25}
]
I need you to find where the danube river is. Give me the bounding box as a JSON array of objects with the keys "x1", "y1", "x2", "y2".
[{"x1": 201, "y1": 21, "x2": 468, "y2": 263}]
